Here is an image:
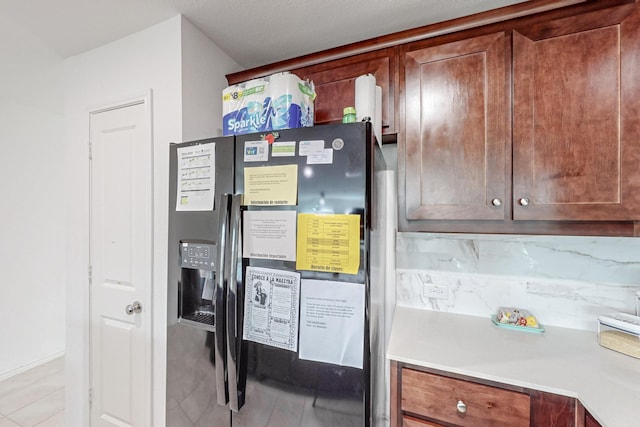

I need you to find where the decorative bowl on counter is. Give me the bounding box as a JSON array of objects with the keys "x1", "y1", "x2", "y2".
[{"x1": 491, "y1": 307, "x2": 545, "y2": 333}]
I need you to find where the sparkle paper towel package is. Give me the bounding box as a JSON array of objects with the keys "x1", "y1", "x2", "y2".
[
  {"x1": 222, "y1": 72, "x2": 315, "y2": 136},
  {"x1": 222, "y1": 78, "x2": 270, "y2": 135}
]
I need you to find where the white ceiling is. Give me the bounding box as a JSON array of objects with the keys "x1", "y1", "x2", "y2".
[{"x1": 0, "y1": 0, "x2": 526, "y2": 69}]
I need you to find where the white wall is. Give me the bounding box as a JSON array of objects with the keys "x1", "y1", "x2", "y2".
[
  {"x1": 63, "y1": 15, "x2": 240, "y2": 426},
  {"x1": 64, "y1": 16, "x2": 182, "y2": 426},
  {"x1": 0, "y1": 15, "x2": 66, "y2": 379},
  {"x1": 181, "y1": 16, "x2": 240, "y2": 141}
]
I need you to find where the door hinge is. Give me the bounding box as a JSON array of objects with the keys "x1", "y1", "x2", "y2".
[
  {"x1": 88, "y1": 388, "x2": 93, "y2": 406},
  {"x1": 88, "y1": 265, "x2": 93, "y2": 285},
  {"x1": 88, "y1": 140, "x2": 92, "y2": 160}
]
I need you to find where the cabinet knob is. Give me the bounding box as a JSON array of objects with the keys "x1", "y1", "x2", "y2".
[
  {"x1": 456, "y1": 400, "x2": 467, "y2": 414},
  {"x1": 518, "y1": 198, "x2": 530, "y2": 206},
  {"x1": 491, "y1": 198, "x2": 502, "y2": 207}
]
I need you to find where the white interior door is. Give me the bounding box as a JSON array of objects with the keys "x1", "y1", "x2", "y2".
[{"x1": 90, "y1": 101, "x2": 152, "y2": 427}]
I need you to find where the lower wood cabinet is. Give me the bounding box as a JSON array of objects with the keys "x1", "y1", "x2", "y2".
[
  {"x1": 402, "y1": 368, "x2": 530, "y2": 426},
  {"x1": 576, "y1": 401, "x2": 603, "y2": 427},
  {"x1": 403, "y1": 416, "x2": 446, "y2": 427},
  {"x1": 584, "y1": 413, "x2": 602, "y2": 427},
  {"x1": 391, "y1": 361, "x2": 577, "y2": 427}
]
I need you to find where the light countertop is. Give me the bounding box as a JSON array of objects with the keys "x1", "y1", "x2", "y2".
[{"x1": 387, "y1": 306, "x2": 640, "y2": 427}]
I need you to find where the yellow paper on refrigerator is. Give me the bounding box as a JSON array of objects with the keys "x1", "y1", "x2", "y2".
[
  {"x1": 243, "y1": 164, "x2": 298, "y2": 206},
  {"x1": 296, "y1": 213, "x2": 361, "y2": 274}
]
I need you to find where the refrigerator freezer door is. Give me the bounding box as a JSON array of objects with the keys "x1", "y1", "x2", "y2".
[
  {"x1": 215, "y1": 194, "x2": 231, "y2": 406},
  {"x1": 166, "y1": 137, "x2": 235, "y2": 427},
  {"x1": 226, "y1": 194, "x2": 244, "y2": 412}
]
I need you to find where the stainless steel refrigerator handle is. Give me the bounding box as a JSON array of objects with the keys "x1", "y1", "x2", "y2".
[
  {"x1": 226, "y1": 194, "x2": 242, "y2": 412},
  {"x1": 214, "y1": 193, "x2": 230, "y2": 406}
]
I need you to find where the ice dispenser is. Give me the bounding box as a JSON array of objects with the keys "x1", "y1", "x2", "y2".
[{"x1": 178, "y1": 241, "x2": 216, "y2": 331}]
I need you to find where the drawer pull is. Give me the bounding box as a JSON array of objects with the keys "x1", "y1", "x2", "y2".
[{"x1": 456, "y1": 400, "x2": 467, "y2": 414}]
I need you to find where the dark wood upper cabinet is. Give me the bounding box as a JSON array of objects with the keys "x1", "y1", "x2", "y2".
[
  {"x1": 291, "y1": 48, "x2": 397, "y2": 135},
  {"x1": 398, "y1": 1, "x2": 640, "y2": 234},
  {"x1": 226, "y1": 0, "x2": 640, "y2": 236},
  {"x1": 402, "y1": 32, "x2": 509, "y2": 221},
  {"x1": 512, "y1": 3, "x2": 640, "y2": 221}
]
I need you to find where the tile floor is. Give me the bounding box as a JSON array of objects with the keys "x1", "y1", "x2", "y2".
[{"x1": 0, "y1": 357, "x2": 64, "y2": 427}]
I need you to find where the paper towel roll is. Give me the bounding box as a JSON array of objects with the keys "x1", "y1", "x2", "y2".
[
  {"x1": 244, "y1": 78, "x2": 269, "y2": 133},
  {"x1": 269, "y1": 72, "x2": 304, "y2": 130},
  {"x1": 355, "y1": 74, "x2": 376, "y2": 123},
  {"x1": 374, "y1": 85, "x2": 382, "y2": 146},
  {"x1": 222, "y1": 84, "x2": 242, "y2": 117},
  {"x1": 269, "y1": 72, "x2": 301, "y2": 100},
  {"x1": 242, "y1": 78, "x2": 268, "y2": 111}
]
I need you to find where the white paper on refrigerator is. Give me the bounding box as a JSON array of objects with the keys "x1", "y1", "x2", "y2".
[
  {"x1": 243, "y1": 267, "x2": 301, "y2": 352},
  {"x1": 244, "y1": 139, "x2": 269, "y2": 162},
  {"x1": 243, "y1": 210, "x2": 297, "y2": 261},
  {"x1": 306, "y1": 148, "x2": 333, "y2": 165},
  {"x1": 175, "y1": 143, "x2": 215, "y2": 211},
  {"x1": 271, "y1": 140, "x2": 296, "y2": 157},
  {"x1": 299, "y1": 279, "x2": 365, "y2": 369},
  {"x1": 298, "y1": 140, "x2": 325, "y2": 155}
]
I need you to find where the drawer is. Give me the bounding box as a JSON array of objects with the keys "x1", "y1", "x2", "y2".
[
  {"x1": 401, "y1": 368, "x2": 530, "y2": 426},
  {"x1": 403, "y1": 415, "x2": 444, "y2": 426}
]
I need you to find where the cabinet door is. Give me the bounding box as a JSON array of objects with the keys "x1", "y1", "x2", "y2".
[
  {"x1": 512, "y1": 4, "x2": 640, "y2": 220},
  {"x1": 401, "y1": 32, "x2": 509, "y2": 221},
  {"x1": 293, "y1": 48, "x2": 396, "y2": 134},
  {"x1": 529, "y1": 390, "x2": 575, "y2": 426}
]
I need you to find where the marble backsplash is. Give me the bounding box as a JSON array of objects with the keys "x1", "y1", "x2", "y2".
[{"x1": 396, "y1": 233, "x2": 640, "y2": 331}]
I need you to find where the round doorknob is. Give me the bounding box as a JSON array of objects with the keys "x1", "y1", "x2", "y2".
[
  {"x1": 125, "y1": 301, "x2": 142, "y2": 315},
  {"x1": 456, "y1": 400, "x2": 467, "y2": 414},
  {"x1": 518, "y1": 198, "x2": 530, "y2": 206},
  {"x1": 491, "y1": 198, "x2": 502, "y2": 206}
]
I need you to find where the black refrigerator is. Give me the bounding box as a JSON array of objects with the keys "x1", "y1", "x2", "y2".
[{"x1": 167, "y1": 122, "x2": 388, "y2": 427}]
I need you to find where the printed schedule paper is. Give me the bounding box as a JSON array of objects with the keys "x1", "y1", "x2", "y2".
[
  {"x1": 296, "y1": 213, "x2": 361, "y2": 274},
  {"x1": 299, "y1": 279, "x2": 365, "y2": 369},
  {"x1": 175, "y1": 143, "x2": 215, "y2": 211},
  {"x1": 242, "y1": 267, "x2": 300, "y2": 352}
]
